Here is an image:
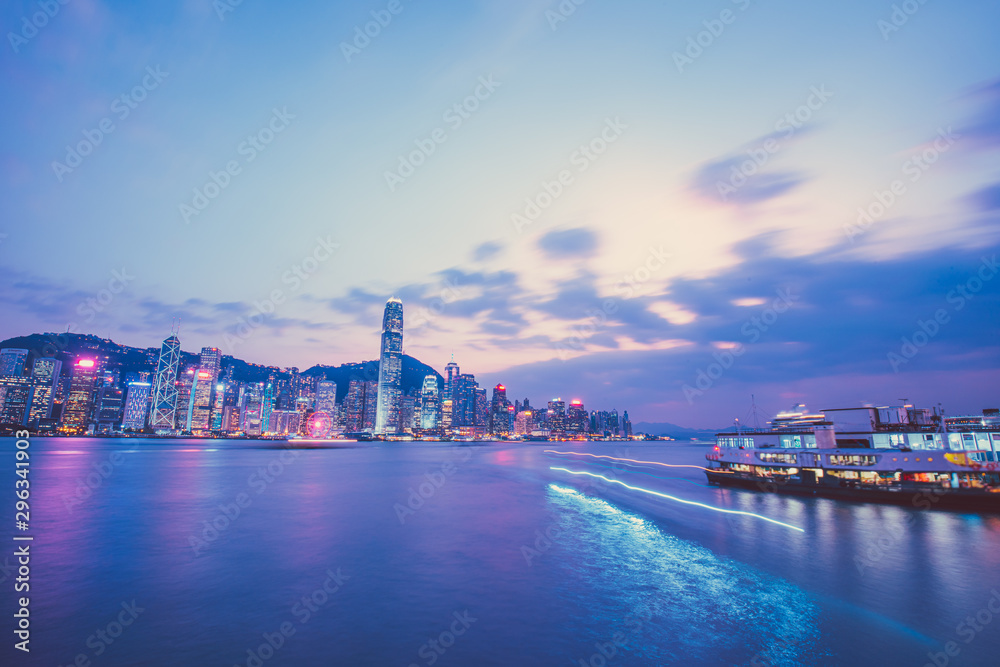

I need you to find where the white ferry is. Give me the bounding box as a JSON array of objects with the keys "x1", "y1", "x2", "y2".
[{"x1": 705, "y1": 404, "x2": 1000, "y2": 511}]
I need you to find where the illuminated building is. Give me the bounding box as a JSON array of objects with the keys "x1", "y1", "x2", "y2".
[
  {"x1": 0, "y1": 349, "x2": 28, "y2": 377},
  {"x1": 175, "y1": 367, "x2": 196, "y2": 431},
  {"x1": 547, "y1": 398, "x2": 566, "y2": 435},
  {"x1": 567, "y1": 400, "x2": 587, "y2": 435},
  {"x1": 441, "y1": 399, "x2": 453, "y2": 434},
  {"x1": 622, "y1": 410, "x2": 633, "y2": 437},
  {"x1": 94, "y1": 386, "x2": 124, "y2": 433},
  {"x1": 375, "y1": 297, "x2": 404, "y2": 435},
  {"x1": 191, "y1": 347, "x2": 221, "y2": 430},
  {"x1": 420, "y1": 375, "x2": 439, "y2": 430},
  {"x1": 443, "y1": 356, "x2": 459, "y2": 401},
  {"x1": 345, "y1": 380, "x2": 377, "y2": 432},
  {"x1": 316, "y1": 381, "x2": 337, "y2": 418},
  {"x1": 262, "y1": 383, "x2": 275, "y2": 434},
  {"x1": 223, "y1": 405, "x2": 241, "y2": 432},
  {"x1": 63, "y1": 358, "x2": 99, "y2": 432},
  {"x1": 490, "y1": 384, "x2": 510, "y2": 435},
  {"x1": 515, "y1": 410, "x2": 532, "y2": 435},
  {"x1": 474, "y1": 387, "x2": 488, "y2": 435},
  {"x1": 0, "y1": 377, "x2": 32, "y2": 426},
  {"x1": 210, "y1": 384, "x2": 226, "y2": 430},
  {"x1": 149, "y1": 332, "x2": 181, "y2": 433},
  {"x1": 122, "y1": 382, "x2": 152, "y2": 430},
  {"x1": 27, "y1": 357, "x2": 62, "y2": 425}
]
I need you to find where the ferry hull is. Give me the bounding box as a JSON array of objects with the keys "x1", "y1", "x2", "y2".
[{"x1": 705, "y1": 470, "x2": 1000, "y2": 512}]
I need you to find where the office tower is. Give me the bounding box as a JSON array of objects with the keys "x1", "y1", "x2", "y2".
[
  {"x1": 0, "y1": 377, "x2": 33, "y2": 426},
  {"x1": 490, "y1": 384, "x2": 510, "y2": 435},
  {"x1": 241, "y1": 383, "x2": 264, "y2": 435},
  {"x1": 420, "y1": 375, "x2": 439, "y2": 430},
  {"x1": 223, "y1": 405, "x2": 241, "y2": 432},
  {"x1": 567, "y1": 400, "x2": 587, "y2": 436},
  {"x1": 122, "y1": 382, "x2": 152, "y2": 430},
  {"x1": 515, "y1": 410, "x2": 532, "y2": 435},
  {"x1": 441, "y1": 399, "x2": 453, "y2": 434},
  {"x1": 450, "y1": 373, "x2": 475, "y2": 428},
  {"x1": 63, "y1": 358, "x2": 100, "y2": 432},
  {"x1": 94, "y1": 386, "x2": 124, "y2": 433},
  {"x1": 149, "y1": 332, "x2": 181, "y2": 432},
  {"x1": 210, "y1": 384, "x2": 226, "y2": 430},
  {"x1": 191, "y1": 347, "x2": 221, "y2": 430},
  {"x1": 623, "y1": 410, "x2": 633, "y2": 437},
  {"x1": 443, "y1": 356, "x2": 460, "y2": 401},
  {"x1": 316, "y1": 381, "x2": 337, "y2": 417},
  {"x1": 547, "y1": 398, "x2": 566, "y2": 435},
  {"x1": 262, "y1": 383, "x2": 276, "y2": 434},
  {"x1": 345, "y1": 380, "x2": 378, "y2": 432},
  {"x1": 0, "y1": 348, "x2": 28, "y2": 377},
  {"x1": 175, "y1": 367, "x2": 196, "y2": 431},
  {"x1": 27, "y1": 357, "x2": 62, "y2": 424},
  {"x1": 474, "y1": 387, "x2": 488, "y2": 435},
  {"x1": 398, "y1": 391, "x2": 416, "y2": 434},
  {"x1": 375, "y1": 297, "x2": 404, "y2": 435}
]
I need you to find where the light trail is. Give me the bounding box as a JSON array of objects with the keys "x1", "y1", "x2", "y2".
[
  {"x1": 549, "y1": 467, "x2": 805, "y2": 532},
  {"x1": 544, "y1": 449, "x2": 723, "y2": 473}
]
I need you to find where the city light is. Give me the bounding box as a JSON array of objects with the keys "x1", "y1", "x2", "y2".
[
  {"x1": 77, "y1": 359, "x2": 95, "y2": 367},
  {"x1": 549, "y1": 467, "x2": 805, "y2": 532}
]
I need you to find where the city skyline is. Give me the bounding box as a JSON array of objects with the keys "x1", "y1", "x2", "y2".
[{"x1": 1, "y1": 1, "x2": 999, "y2": 427}]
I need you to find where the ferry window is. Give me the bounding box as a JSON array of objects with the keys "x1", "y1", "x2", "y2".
[
  {"x1": 780, "y1": 436, "x2": 792, "y2": 448},
  {"x1": 792, "y1": 435, "x2": 802, "y2": 448},
  {"x1": 890, "y1": 434, "x2": 905, "y2": 447},
  {"x1": 873, "y1": 434, "x2": 891, "y2": 449},
  {"x1": 949, "y1": 434, "x2": 963, "y2": 449},
  {"x1": 963, "y1": 434, "x2": 977, "y2": 451},
  {"x1": 804, "y1": 435, "x2": 817, "y2": 448},
  {"x1": 976, "y1": 435, "x2": 991, "y2": 449},
  {"x1": 909, "y1": 434, "x2": 925, "y2": 449}
]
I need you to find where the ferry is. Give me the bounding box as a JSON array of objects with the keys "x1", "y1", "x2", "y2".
[{"x1": 705, "y1": 404, "x2": 1000, "y2": 511}]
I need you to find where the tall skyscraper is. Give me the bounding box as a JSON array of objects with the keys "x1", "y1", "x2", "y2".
[
  {"x1": 443, "y1": 356, "x2": 460, "y2": 401},
  {"x1": 0, "y1": 377, "x2": 33, "y2": 426},
  {"x1": 27, "y1": 357, "x2": 62, "y2": 425},
  {"x1": 490, "y1": 384, "x2": 510, "y2": 435},
  {"x1": 567, "y1": 399, "x2": 587, "y2": 436},
  {"x1": 262, "y1": 382, "x2": 276, "y2": 434},
  {"x1": 547, "y1": 398, "x2": 566, "y2": 435},
  {"x1": 63, "y1": 358, "x2": 99, "y2": 432},
  {"x1": 316, "y1": 381, "x2": 337, "y2": 417},
  {"x1": 345, "y1": 380, "x2": 378, "y2": 432},
  {"x1": 94, "y1": 386, "x2": 124, "y2": 433},
  {"x1": 0, "y1": 348, "x2": 28, "y2": 378},
  {"x1": 210, "y1": 384, "x2": 226, "y2": 430},
  {"x1": 375, "y1": 297, "x2": 404, "y2": 435},
  {"x1": 420, "y1": 375, "x2": 439, "y2": 430},
  {"x1": 122, "y1": 382, "x2": 152, "y2": 430},
  {"x1": 149, "y1": 332, "x2": 181, "y2": 433},
  {"x1": 191, "y1": 347, "x2": 221, "y2": 430}
]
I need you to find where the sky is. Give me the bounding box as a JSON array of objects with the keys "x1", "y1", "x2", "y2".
[{"x1": 1, "y1": 0, "x2": 999, "y2": 427}]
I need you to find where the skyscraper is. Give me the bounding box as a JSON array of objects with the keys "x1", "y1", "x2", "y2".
[
  {"x1": 0, "y1": 348, "x2": 28, "y2": 377},
  {"x1": 122, "y1": 382, "x2": 152, "y2": 430},
  {"x1": 420, "y1": 374, "x2": 439, "y2": 430},
  {"x1": 316, "y1": 381, "x2": 337, "y2": 417},
  {"x1": 443, "y1": 356, "x2": 460, "y2": 401},
  {"x1": 27, "y1": 357, "x2": 62, "y2": 425},
  {"x1": 375, "y1": 297, "x2": 404, "y2": 435},
  {"x1": 63, "y1": 358, "x2": 99, "y2": 432},
  {"x1": 149, "y1": 332, "x2": 181, "y2": 433},
  {"x1": 490, "y1": 384, "x2": 510, "y2": 435},
  {"x1": 191, "y1": 347, "x2": 221, "y2": 430}
]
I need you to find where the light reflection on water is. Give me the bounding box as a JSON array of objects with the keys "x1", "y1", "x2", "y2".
[{"x1": 2, "y1": 438, "x2": 1000, "y2": 666}]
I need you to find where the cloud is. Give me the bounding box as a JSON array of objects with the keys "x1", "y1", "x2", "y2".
[
  {"x1": 967, "y1": 182, "x2": 1000, "y2": 213},
  {"x1": 472, "y1": 240, "x2": 503, "y2": 262},
  {"x1": 958, "y1": 77, "x2": 1000, "y2": 150},
  {"x1": 689, "y1": 129, "x2": 812, "y2": 205},
  {"x1": 537, "y1": 227, "x2": 599, "y2": 258}
]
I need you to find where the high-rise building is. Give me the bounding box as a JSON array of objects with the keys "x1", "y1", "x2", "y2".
[
  {"x1": 375, "y1": 297, "x2": 404, "y2": 435},
  {"x1": 0, "y1": 377, "x2": 33, "y2": 426},
  {"x1": 27, "y1": 357, "x2": 62, "y2": 425},
  {"x1": 0, "y1": 349, "x2": 28, "y2": 378},
  {"x1": 474, "y1": 387, "x2": 488, "y2": 435},
  {"x1": 443, "y1": 357, "x2": 460, "y2": 401},
  {"x1": 63, "y1": 358, "x2": 100, "y2": 432},
  {"x1": 191, "y1": 347, "x2": 221, "y2": 430},
  {"x1": 210, "y1": 384, "x2": 226, "y2": 430},
  {"x1": 420, "y1": 375, "x2": 439, "y2": 430},
  {"x1": 316, "y1": 381, "x2": 337, "y2": 418},
  {"x1": 175, "y1": 367, "x2": 197, "y2": 431},
  {"x1": 567, "y1": 400, "x2": 587, "y2": 436},
  {"x1": 623, "y1": 410, "x2": 633, "y2": 437},
  {"x1": 345, "y1": 380, "x2": 378, "y2": 432},
  {"x1": 515, "y1": 410, "x2": 533, "y2": 435},
  {"x1": 262, "y1": 383, "x2": 276, "y2": 434},
  {"x1": 94, "y1": 386, "x2": 124, "y2": 433},
  {"x1": 547, "y1": 398, "x2": 566, "y2": 435},
  {"x1": 122, "y1": 382, "x2": 152, "y2": 430},
  {"x1": 149, "y1": 333, "x2": 181, "y2": 433},
  {"x1": 490, "y1": 384, "x2": 510, "y2": 435},
  {"x1": 441, "y1": 399, "x2": 453, "y2": 435}
]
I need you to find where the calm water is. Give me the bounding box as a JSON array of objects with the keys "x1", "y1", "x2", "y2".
[{"x1": 3, "y1": 437, "x2": 1000, "y2": 666}]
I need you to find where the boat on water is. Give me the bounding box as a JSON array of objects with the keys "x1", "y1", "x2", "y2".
[{"x1": 704, "y1": 403, "x2": 1000, "y2": 511}]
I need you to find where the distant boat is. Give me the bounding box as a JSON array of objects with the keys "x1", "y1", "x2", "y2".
[{"x1": 705, "y1": 403, "x2": 1000, "y2": 511}]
